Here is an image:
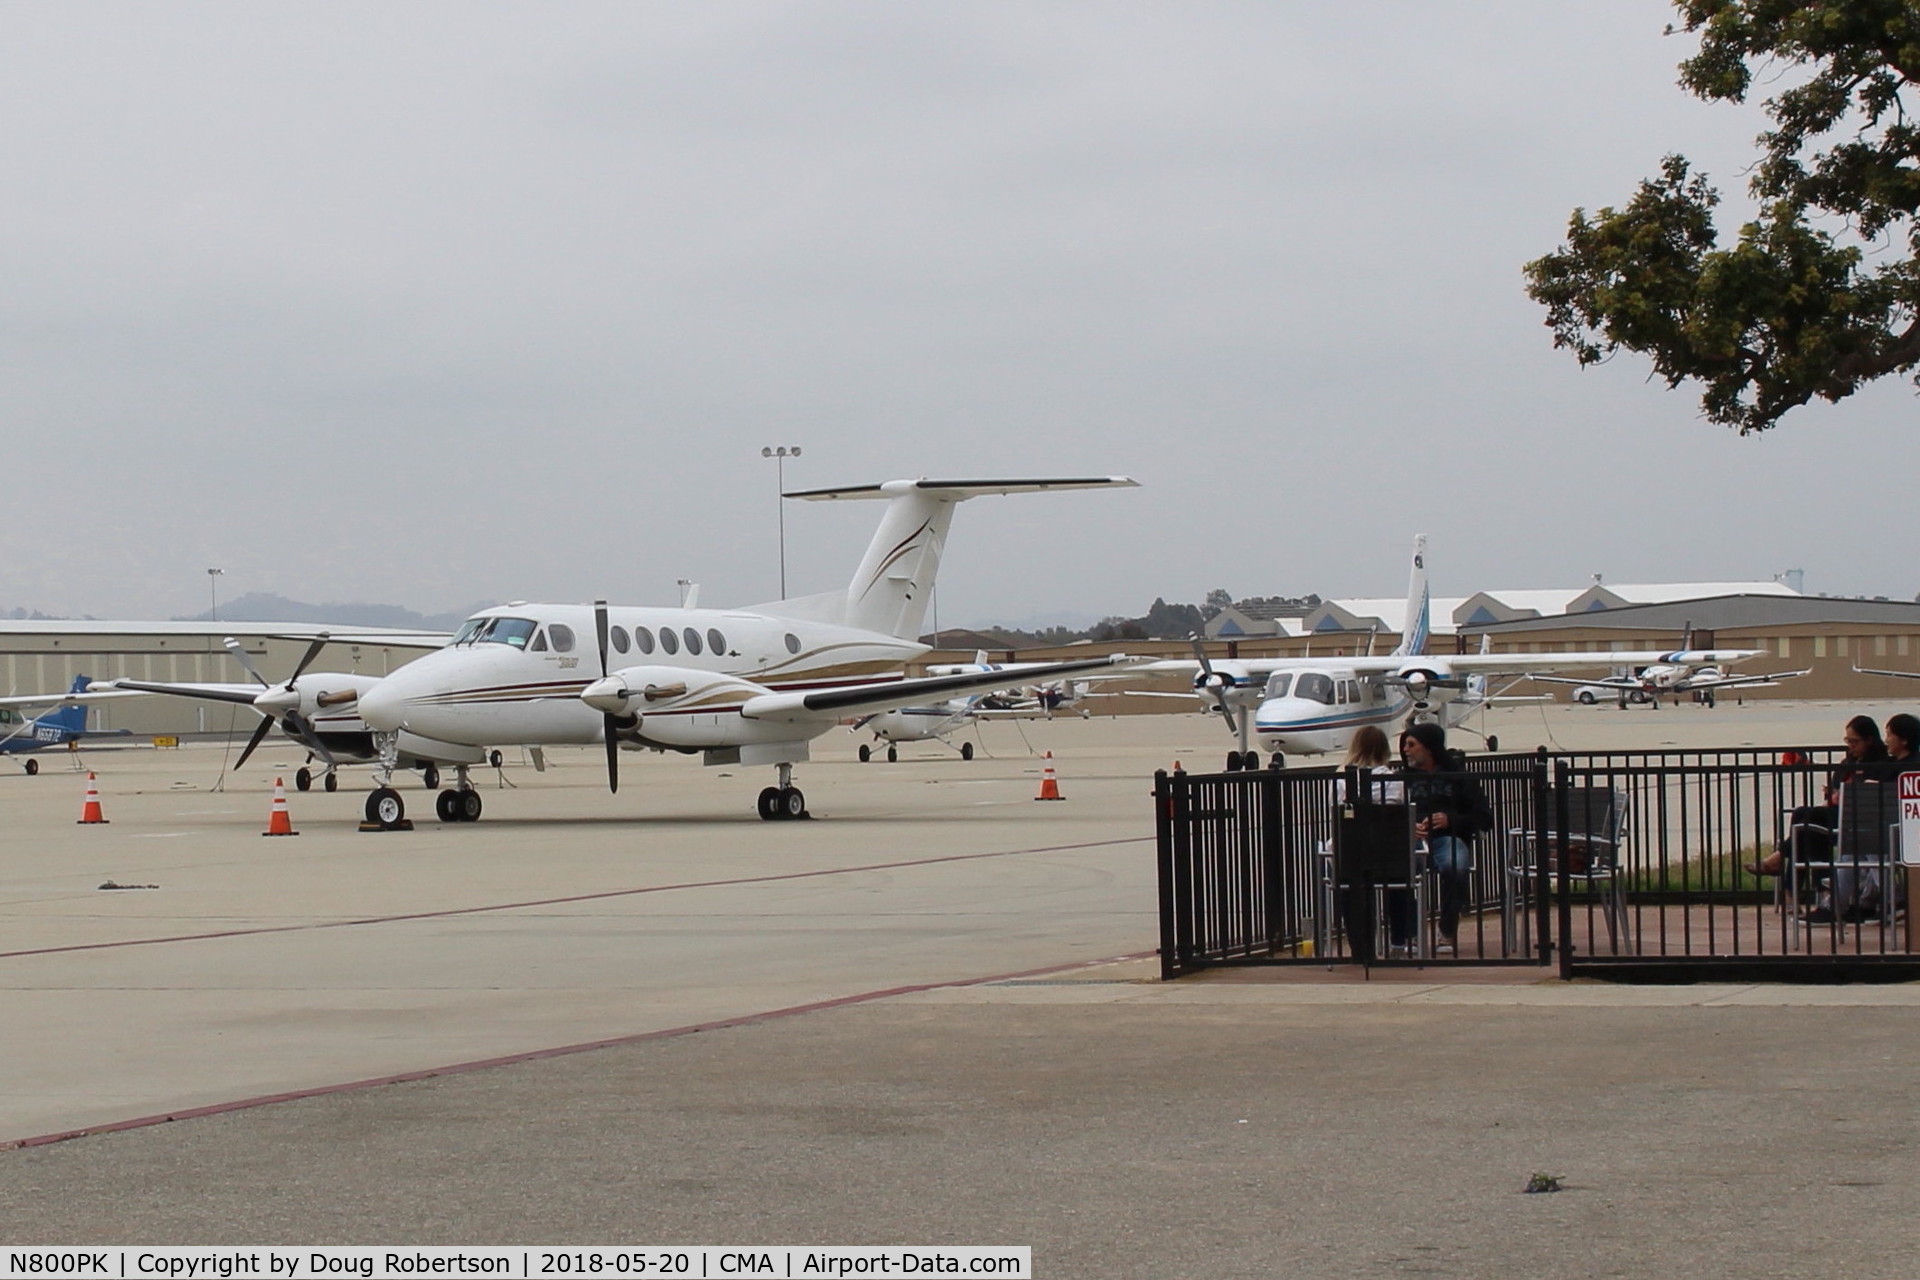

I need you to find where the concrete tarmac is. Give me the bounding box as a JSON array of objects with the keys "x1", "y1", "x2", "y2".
[{"x1": 3, "y1": 699, "x2": 1918, "y2": 1276}]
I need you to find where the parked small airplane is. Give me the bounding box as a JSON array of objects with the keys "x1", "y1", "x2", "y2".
[
  {"x1": 351, "y1": 477, "x2": 1140, "y2": 824},
  {"x1": 95, "y1": 634, "x2": 470, "y2": 791},
  {"x1": 1532, "y1": 632, "x2": 1808, "y2": 707},
  {"x1": 0, "y1": 676, "x2": 138, "y2": 772},
  {"x1": 1144, "y1": 537, "x2": 1769, "y2": 769},
  {"x1": 852, "y1": 699, "x2": 982, "y2": 762}
]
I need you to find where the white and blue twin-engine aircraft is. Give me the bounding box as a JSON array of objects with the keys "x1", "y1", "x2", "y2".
[
  {"x1": 1156, "y1": 536, "x2": 1769, "y2": 770},
  {"x1": 349, "y1": 478, "x2": 1140, "y2": 826}
]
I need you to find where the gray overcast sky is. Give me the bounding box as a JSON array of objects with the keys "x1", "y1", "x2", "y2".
[{"x1": 1, "y1": 2, "x2": 1911, "y2": 626}]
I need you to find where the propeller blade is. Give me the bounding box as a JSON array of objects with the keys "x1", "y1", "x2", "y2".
[
  {"x1": 595, "y1": 602, "x2": 617, "y2": 793},
  {"x1": 233, "y1": 715, "x2": 276, "y2": 770},
  {"x1": 1187, "y1": 634, "x2": 1237, "y2": 732},
  {"x1": 223, "y1": 638, "x2": 272, "y2": 688},
  {"x1": 282, "y1": 711, "x2": 338, "y2": 766},
  {"x1": 284, "y1": 635, "x2": 331, "y2": 689},
  {"x1": 603, "y1": 715, "x2": 620, "y2": 794}
]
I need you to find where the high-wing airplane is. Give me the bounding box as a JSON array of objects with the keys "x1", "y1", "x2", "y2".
[
  {"x1": 0, "y1": 676, "x2": 139, "y2": 772},
  {"x1": 851, "y1": 699, "x2": 982, "y2": 762},
  {"x1": 352, "y1": 477, "x2": 1140, "y2": 825},
  {"x1": 93, "y1": 634, "x2": 468, "y2": 792},
  {"x1": 1142, "y1": 537, "x2": 1769, "y2": 770}
]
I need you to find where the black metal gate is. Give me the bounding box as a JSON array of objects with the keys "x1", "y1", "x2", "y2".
[{"x1": 1155, "y1": 748, "x2": 1920, "y2": 982}]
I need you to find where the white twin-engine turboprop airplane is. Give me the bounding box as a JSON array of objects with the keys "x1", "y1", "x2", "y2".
[
  {"x1": 1158, "y1": 536, "x2": 1771, "y2": 771},
  {"x1": 351, "y1": 477, "x2": 1140, "y2": 826}
]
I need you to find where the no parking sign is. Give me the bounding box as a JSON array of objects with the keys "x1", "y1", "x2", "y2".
[{"x1": 1902, "y1": 772, "x2": 1920, "y2": 866}]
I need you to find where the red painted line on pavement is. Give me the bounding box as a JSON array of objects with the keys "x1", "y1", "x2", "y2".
[{"x1": 6, "y1": 949, "x2": 1160, "y2": 1150}]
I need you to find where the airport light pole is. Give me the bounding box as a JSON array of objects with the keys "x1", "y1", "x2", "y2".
[
  {"x1": 207, "y1": 567, "x2": 224, "y2": 623},
  {"x1": 760, "y1": 446, "x2": 801, "y2": 598}
]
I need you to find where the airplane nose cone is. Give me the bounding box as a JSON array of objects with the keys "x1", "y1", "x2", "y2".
[
  {"x1": 357, "y1": 680, "x2": 406, "y2": 731},
  {"x1": 253, "y1": 686, "x2": 298, "y2": 716}
]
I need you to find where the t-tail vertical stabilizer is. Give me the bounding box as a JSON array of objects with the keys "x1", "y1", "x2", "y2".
[
  {"x1": 1393, "y1": 534, "x2": 1430, "y2": 658},
  {"x1": 762, "y1": 477, "x2": 1137, "y2": 639}
]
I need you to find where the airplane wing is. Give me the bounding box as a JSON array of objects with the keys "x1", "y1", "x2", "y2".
[
  {"x1": 0, "y1": 687, "x2": 151, "y2": 711},
  {"x1": 739, "y1": 656, "x2": 1140, "y2": 723},
  {"x1": 88, "y1": 680, "x2": 263, "y2": 706},
  {"x1": 1854, "y1": 664, "x2": 1920, "y2": 680},
  {"x1": 1523, "y1": 674, "x2": 1632, "y2": 689},
  {"x1": 1694, "y1": 668, "x2": 1811, "y2": 689}
]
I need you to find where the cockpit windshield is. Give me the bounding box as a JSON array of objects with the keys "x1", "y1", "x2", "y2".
[
  {"x1": 460, "y1": 617, "x2": 539, "y2": 649},
  {"x1": 1295, "y1": 673, "x2": 1334, "y2": 705},
  {"x1": 1264, "y1": 673, "x2": 1292, "y2": 699}
]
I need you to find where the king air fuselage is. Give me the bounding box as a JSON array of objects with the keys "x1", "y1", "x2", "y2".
[{"x1": 356, "y1": 603, "x2": 924, "y2": 758}]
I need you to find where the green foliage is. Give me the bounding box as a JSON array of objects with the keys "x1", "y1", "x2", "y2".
[{"x1": 1525, "y1": 1, "x2": 1920, "y2": 432}]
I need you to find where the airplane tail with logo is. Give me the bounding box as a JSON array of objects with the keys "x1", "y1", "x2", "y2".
[
  {"x1": 760, "y1": 478, "x2": 1137, "y2": 640},
  {"x1": 1392, "y1": 534, "x2": 1430, "y2": 657}
]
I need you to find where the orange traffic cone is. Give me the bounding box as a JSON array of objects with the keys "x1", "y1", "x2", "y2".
[
  {"x1": 77, "y1": 772, "x2": 108, "y2": 824},
  {"x1": 1034, "y1": 751, "x2": 1064, "y2": 801},
  {"x1": 262, "y1": 777, "x2": 299, "y2": 837}
]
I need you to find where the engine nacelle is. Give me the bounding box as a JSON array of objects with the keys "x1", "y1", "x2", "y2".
[{"x1": 1392, "y1": 663, "x2": 1463, "y2": 709}]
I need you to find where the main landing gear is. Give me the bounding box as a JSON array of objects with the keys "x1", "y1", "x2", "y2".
[
  {"x1": 1224, "y1": 750, "x2": 1261, "y2": 771},
  {"x1": 757, "y1": 762, "x2": 809, "y2": 820},
  {"x1": 435, "y1": 786, "x2": 482, "y2": 823}
]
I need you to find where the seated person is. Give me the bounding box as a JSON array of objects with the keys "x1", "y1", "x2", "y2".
[
  {"x1": 1392, "y1": 722, "x2": 1491, "y2": 956},
  {"x1": 1748, "y1": 714, "x2": 1886, "y2": 881}
]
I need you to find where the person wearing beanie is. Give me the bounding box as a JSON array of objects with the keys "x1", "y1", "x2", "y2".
[{"x1": 1396, "y1": 721, "x2": 1490, "y2": 954}]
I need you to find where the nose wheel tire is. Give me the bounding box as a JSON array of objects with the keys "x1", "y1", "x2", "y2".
[
  {"x1": 886, "y1": 745, "x2": 898, "y2": 763},
  {"x1": 295, "y1": 767, "x2": 313, "y2": 792},
  {"x1": 365, "y1": 787, "x2": 406, "y2": 829},
  {"x1": 757, "y1": 786, "x2": 809, "y2": 821}
]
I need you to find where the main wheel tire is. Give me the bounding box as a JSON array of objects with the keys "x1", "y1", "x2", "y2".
[
  {"x1": 961, "y1": 741, "x2": 974, "y2": 761},
  {"x1": 1243, "y1": 751, "x2": 1260, "y2": 771},
  {"x1": 757, "y1": 787, "x2": 784, "y2": 821},
  {"x1": 324, "y1": 772, "x2": 339, "y2": 792},
  {"x1": 1486, "y1": 734, "x2": 1500, "y2": 752},
  {"x1": 858, "y1": 744, "x2": 871, "y2": 763},
  {"x1": 421, "y1": 765, "x2": 440, "y2": 790},
  {"x1": 886, "y1": 745, "x2": 898, "y2": 763},
  {"x1": 435, "y1": 790, "x2": 460, "y2": 823},
  {"x1": 295, "y1": 767, "x2": 312, "y2": 791},
  {"x1": 24, "y1": 758, "x2": 38, "y2": 776},
  {"x1": 781, "y1": 787, "x2": 807, "y2": 819},
  {"x1": 1226, "y1": 751, "x2": 1243, "y2": 772},
  {"x1": 458, "y1": 789, "x2": 483, "y2": 822},
  {"x1": 366, "y1": 787, "x2": 405, "y2": 828}
]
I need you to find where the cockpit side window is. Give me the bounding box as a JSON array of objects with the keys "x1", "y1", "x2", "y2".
[
  {"x1": 529, "y1": 629, "x2": 549, "y2": 653},
  {"x1": 1296, "y1": 673, "x2": 1334, "y2": 704},
  {"x1": 1265, "y1": 673, "x2": 1292, "y2": 698},
  {"x1": 452, "y1": 619, "x2": 486, "y2": 646}
]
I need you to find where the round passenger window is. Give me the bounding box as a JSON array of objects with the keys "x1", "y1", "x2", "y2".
[
  {"x1": 548, "y1": 624, "x2": 576, "y2": 654},
  {"x1": 634, "y1": 626, "x2": 655, "y2": 655},
  {"x1": 659, "y1": 627, "x2": 679, "y2": 655},
  {"x1": 707, "y1": 628, "x2": 726, "y2": 655},
  {"x1": 784, "y1": 632, "x2": 802, "y2": 654},
  {"x1": 610, "y1": 626, "x2": 630, "y2": 655},
  {"x1": 682, "y1": 627, "x2": 703, "y2": 656}
]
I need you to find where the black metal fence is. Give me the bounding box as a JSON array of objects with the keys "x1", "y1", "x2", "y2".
[{"x1": 1155, "y1": 747, "x2": 1920, "y2": 982}]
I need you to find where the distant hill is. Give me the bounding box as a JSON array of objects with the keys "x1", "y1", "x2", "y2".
[{"x1": 171, "y1": 593, "x2": 497, "y2": 632}]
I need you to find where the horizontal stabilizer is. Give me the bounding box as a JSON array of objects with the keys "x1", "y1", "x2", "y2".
[{"x1": 787, "y1": 477, "x2": 1137, "y2": 502}]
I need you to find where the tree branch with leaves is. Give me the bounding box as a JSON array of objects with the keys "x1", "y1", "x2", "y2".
[{"x1": 1525, "y1": 1, "x2": 1920, "y2": 432}]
